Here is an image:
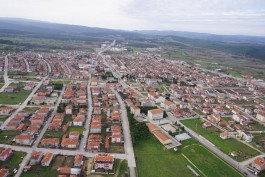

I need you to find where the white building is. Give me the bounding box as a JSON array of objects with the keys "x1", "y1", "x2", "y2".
[{"x1": 147, "y1": 109, "x2": 164, "y2": 120}]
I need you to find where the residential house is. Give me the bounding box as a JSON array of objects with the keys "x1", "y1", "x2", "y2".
[
  {"x1": 15, "y1": 134, "x2": 33, "y2": 145},
  {"x1": 61, "y1": 135, "x2": 79, "y2": 149},
  {"x1": 252, "y1": 157, "x2": 265, "y2": 172},
  {"x1": 94, "y1": 154, "x2": 114, "y2": 170},
  {"x1": 161, "y1": 100, "x2": 175, "y2": 111},
  {"x1": 220, "y1": 131, "x2": 232, "y2": 140},
  {"x1": 257, "y1": 113, "x2": 265, "y2": 122},
  {"x1": 65, "y1": 105, "x2": 73, "y2": 115},
  {"x1": 0, "y1": 148, "x2": 12, "y2": 161},
  {"x1": 130, "y1": 105, "x2": 140, "y2": 117},
  {"x1": 0, "y1": 169, "x2": 9, "y2": 177},
  {"x1": 74, "y1": 154, "x2": 84, "y2": 167},
  {"x1": 0, "y1": 106, "x2": 13, "y2": 115},
  {"x1": 41, "y1": 152, "x2": 53, "y2": 166},
  {"x1": 147, "y1": 109, "x2": 164, "y2": 120},
  {"x1": 73, "y1": 117, "x2": 85, "y2": 126},
  {"x1": 40, "y1": 138, "x2": 59, "y2": 148},
  {"x1": 29, "y1": 151, "x2": 43, "y2": 165}
]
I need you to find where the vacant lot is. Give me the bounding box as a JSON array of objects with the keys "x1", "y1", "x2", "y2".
[
  {"x1": 66, "y1": 126, "x2": 83, "y2": 134},
  {"x1": 0, "y1": 91, "x2": 31, "y2": 104},
  {"x1": 252, "y1": 134, "x2": 265, "y2": 153},
  {"x1": 182, "y1": 143, "x2": 243, "y2": 177},
  {"x1": 181, "y1": 119, "x2": 260, "y2": 161},
  {"x1": 135, "y1": 136, "x2": 243, "y2": 177},
  {"x1": 135, "y1": 136, "x2": 198, "y2": 177},
  {"x1": 0, "y1": 130, "x2": 19, "y2": 144},
  {"x1": 52, "y1": 155, "x2": 74, "y2": 170},
  {"x1": 44, "y1": 130, "x2": 64, "y2": 139},
  {"x1": 21, "y1": 165, "x2": 58, "y2": 177}
]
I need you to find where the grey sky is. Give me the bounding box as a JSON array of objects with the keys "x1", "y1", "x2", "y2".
[{"x1": 1, "y1": 0, "x2": 265, "y2": 36}]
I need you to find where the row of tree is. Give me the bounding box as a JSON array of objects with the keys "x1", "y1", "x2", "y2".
[{"x1": 126, "y1": 107, "x2": 150, "y2": 145}]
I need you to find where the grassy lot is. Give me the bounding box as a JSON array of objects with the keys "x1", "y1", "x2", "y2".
[
  {"x1": 251, "y1": 134, "x2": 265, "y2": 153},
  {"x1": 135, "y1": 136, "x2": 243, "y2": 177},
  {"x1": 0, "y1": 151, "x2": 26, "y2": 176},
  {"x1": 243, "y1": 123, "x2": 265, "y2": 131},
  {"x1": 194, "y1": 109, "x2": 204, "y2": 115},
  {"x1": 182, "y1": 142, "x2": 243, "y2": 177},
  {"x1": 0, "y1": 91, "x2": 31, "y2": 104},
  {"x1": 51, "y1": 79, "x2": 71, "y2": 85},
  {"x1": 66, "y1": 126, "x2": 83, "y2": 134},
  {"x1": 0, "y1": 83, "x2": 4, "y2": 89},
  {"x1": 0, "y1": 115, "x2": 8, "y2": 122},
  {"x1": 63, "y1": 114, "x2": 72, "y2": 124},
  {"x1": 23, "y1": 107, "x2": 39, "y2": 114},
  {"x1": 21, "y1": 164, "x2": 58, "y2": 177},
  {"x1": 44, "y1": 130, "x2": 64, "y2": 139},
  {"x1": 117, "y1": 160, "x2": 128, "y2": 177},
  {"x1": 109, "y1": 144, "x2": 125, "y2": 153},
  {"x1": 135, "y1": 136, "x2": 201, "y2": 177},
  {"x1": 0, "y1": 130, "x2": 19, "y2": 144},
  {"x1": 8, "y1": 71, "x2": 37, "y2": 76},
  {"x1": 181, "y1": 119, "x2": 260, "y2": 161}
]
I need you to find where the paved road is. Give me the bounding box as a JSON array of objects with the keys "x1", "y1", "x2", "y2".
[
  {"x1": 0, "y1": 55, "x2": 11, "y2": 92},
  {"x1": 111, "y1": 88, "x2": 136, "y2": 177},
  {"x1": 0, "y1": 76, "x2": 48, "y2": 129},
  {"x1": 23, "y1": 58, "x2": 30, "y2": 72},
  {"x1": 60, "y1": 59, "x2": 72, "y2": 78},
  {"x1": 14, "y1": 152, "x2": 31, "y2": 177},
  {"x1": 79, "y1": 76, "x2": 93, "y2": 152},
  {"x1": 39, "y1": 54, "x2": 52, "y2": 73},
  {"x1": 32, "y1": 86, "x2": 65, "y2": 148}
]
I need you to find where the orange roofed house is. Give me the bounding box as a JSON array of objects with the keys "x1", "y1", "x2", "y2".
[
  {"x1": 0, "y1": 148, "x2": 13, "y2": 161},
  {"x1": 94, "y1": 154, "x2": 114, "y2": 171},
  {"x1": 147, "y1": 109, "x2": 164, "y2": 120},
  {"x1": 41, "y1": 152, "x2": 53, "y2": 166},
  {"x1": 252, "y1": 157, "x2": 265, "y2": 172}
]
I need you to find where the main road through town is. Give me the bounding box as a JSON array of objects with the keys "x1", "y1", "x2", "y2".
[{"x1": 111, "y1": 88, "x2": 136, "y2": 177}]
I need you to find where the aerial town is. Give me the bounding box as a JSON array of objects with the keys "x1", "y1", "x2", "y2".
[{"x1": 0, "y1": 40, "x2": 265, "y2": 177}]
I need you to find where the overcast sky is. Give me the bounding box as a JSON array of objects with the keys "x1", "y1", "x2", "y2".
[{"x1": 1, "y1": 0, "x2": 265, "y2": 36}]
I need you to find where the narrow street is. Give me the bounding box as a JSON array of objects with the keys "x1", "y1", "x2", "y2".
[{"x1": 0, "y1": 55, "x2": 11, "y2": 92}]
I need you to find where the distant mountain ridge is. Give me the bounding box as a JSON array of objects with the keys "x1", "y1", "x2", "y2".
[
  {"x1": 135, "y1": 30, "x2": 265, "y2": 44},
  {"x1": 0, "y1": 18, "x2": 265, "y2": 44}
]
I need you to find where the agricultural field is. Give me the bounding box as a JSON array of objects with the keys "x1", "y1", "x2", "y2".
[{"x1": 181, "y1": 118, "x2": 260, "y2": 161}]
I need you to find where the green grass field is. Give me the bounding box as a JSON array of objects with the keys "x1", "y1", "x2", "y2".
[
  {"x1": 182, "y1": 143, "x2": 243, "y2": 177},
  {"x1": 66, "y1": 126, "x2": 83, "y2": 134},
  {"x1": 0, "y1": 130, "x2": 19, "y2": 144},
  {"x1": 135, "y1": 136, "x2": 243, "y2": 177},
  {"x1": 181, "y1": 119, "x2": 260, "y2": 161},
  {"x1": 8, "y1": 71, "x2": 37, "y2": 76},
  {"x1": 0, "y1": 91, "x2": 31, "y2": 104},
  {"x1": 117, "y1": 160, "x2": 128, "y2": 177},
  {"x1": 44, "y1": 130, "x2": 64, "y2": 139},
  {"x1": 0, "y1": 83, "x2": 4, "y2": 89},
  {"x1": 21, "y1": 164, "x2": 59, "y2": 177}
]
